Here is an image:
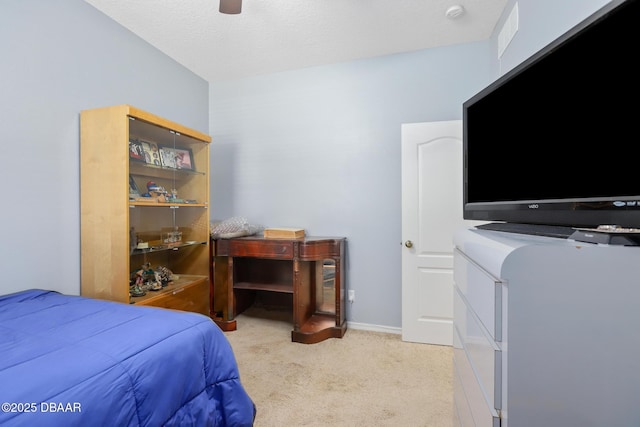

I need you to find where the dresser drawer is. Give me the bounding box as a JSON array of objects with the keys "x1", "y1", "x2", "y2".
[
  {"x1": 454, "y1": 288, "x2": 501, "y2": 409},
  {"x1": 454, "y1": 248, "x2": 503, "y2": 341},
  {"x1": 453, "y1": 327, "x2": 500, "y2": 427},
  {"x1": 229, "y1": 240, "x2": 294, "y2": 259},
  {"x1": 137, "y1": 276, "x2": 209, "y2": 316},
  {"x1": 453, "y1": 331, "x2": 475, "y2": 427}
]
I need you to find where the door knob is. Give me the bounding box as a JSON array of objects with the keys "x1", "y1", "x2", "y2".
[{"x1": 405, "y1": 240, "x2": 413, "y2": 248}]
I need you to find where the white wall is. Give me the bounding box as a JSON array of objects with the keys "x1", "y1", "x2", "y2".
[{"x1": 0, "y1": 0, "x2": 208, "y2": 296}]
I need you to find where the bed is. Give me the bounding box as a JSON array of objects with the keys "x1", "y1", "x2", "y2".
[{"x1": 0, "y1": 289, "x2": 255, "y2": 427}]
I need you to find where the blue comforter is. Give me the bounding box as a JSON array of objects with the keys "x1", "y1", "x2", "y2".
[{"x1": 0, "y1": 290, "x2": 255, "y2": 426}]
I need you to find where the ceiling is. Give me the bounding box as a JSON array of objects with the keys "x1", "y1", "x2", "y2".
[{"x1": 84, "y1": 0, "x2": 508, "y2": 83}]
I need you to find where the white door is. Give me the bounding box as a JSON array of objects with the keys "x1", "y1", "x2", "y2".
[{"x1": 401, "y1": 120, "x2": 481, "y2": 345}]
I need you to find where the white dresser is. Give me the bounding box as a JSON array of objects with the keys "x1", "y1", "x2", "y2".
[{"x1": 452, "y1": 227, "x2": 640, "y2": 427}]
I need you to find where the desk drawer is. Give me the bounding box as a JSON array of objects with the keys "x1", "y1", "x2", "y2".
[
  {"x1": 229, "y1": 240, "x2": 294, "y2": 259},
  {"x1": 137, "y1": 277, "x2": 209, "y2": 316},
  {"x1": 299, "y1": 239, "x2": 342, "y2": 259}
]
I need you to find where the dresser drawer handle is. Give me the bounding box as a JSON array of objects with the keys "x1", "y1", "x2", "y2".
[{"x1": 172, "y1": 288, "x2": 185, "y2": 295}]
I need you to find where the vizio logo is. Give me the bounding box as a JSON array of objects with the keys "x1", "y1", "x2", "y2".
[{"x1": 528, "y1": 204, "x2": 539, "y2": 209}]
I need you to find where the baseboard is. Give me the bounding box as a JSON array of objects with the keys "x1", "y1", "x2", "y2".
[{"x1": 347, "y1": 321, "x2": 401, "y2": 335}]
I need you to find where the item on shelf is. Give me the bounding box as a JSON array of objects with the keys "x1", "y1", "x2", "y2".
[
  {"x1": 144, "y1": 181, "x2": 168, "y2": 202},
  {"x1": 130, "y1": 262, "x2": 172, "y2": 293},
  {"x1": 149, "y1": 280, "x2": 163, "y2": 291},
  {"x1": 159, "y1": 145, "x2": 195, "y2": 170},
  {"x1": 162, "y1": 229, "x2": 183, "y2": 245},
  {"x1": 155, "y1": 265, "x2": 174, "y2": 287},
  {"x1": 264, "y1": 227, "x2": 305, "y2": 239},
  {"x1": 129, "y1": 284, "x2": 146, "y2": 297},
  {"x1": 165, "y1": 188, "x2": 184, "y2": 203},
  {"x1": 146, "y1": 181, "x2": 163, "y2": 193},
  {"x1": 140, "y1": 140, "x2": 161, "y2": 166},
  {"x1": 129, "y1": 175, "x2": 141, "y2": 199},
  {"x1": 130, "y1": 227, "x2": 137, "y2": 253},
  {"x1": 129, "y1": 138, "x2": 145, "y2": 163}
]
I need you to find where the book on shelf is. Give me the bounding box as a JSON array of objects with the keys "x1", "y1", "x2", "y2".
[
  {"x1": 140, "y1": 140, "x2": 161, "y2": 166},
  {"x1": 263, "y1": 228, "x2": 305, "y2": 239}
]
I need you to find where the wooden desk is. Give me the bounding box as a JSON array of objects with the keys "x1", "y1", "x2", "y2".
[{"x1": 210, "y1": 235, "x2": 346, "y2": 344}]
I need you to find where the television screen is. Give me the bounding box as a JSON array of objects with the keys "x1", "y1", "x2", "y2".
[{"x1": 463, "y1": 0, "x2": 640, "y2": 231}]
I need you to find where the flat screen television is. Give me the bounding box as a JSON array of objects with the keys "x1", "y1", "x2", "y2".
[{"x1": 463, "y1": 0, "x2": 640, "y2": 235}]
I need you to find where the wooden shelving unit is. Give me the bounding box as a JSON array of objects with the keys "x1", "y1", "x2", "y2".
[{"x1": 80, "y1": 104, "x2": 211, "y2": 316}]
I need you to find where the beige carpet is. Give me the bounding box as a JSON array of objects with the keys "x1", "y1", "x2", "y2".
[{"x1": 224, "y1": 306, "x2": 454, "y2": 427}]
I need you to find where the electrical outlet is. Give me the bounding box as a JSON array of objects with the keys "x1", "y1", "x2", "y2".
[{"x1": 348, "y1": 290, "x2": 355, "y2": 303}]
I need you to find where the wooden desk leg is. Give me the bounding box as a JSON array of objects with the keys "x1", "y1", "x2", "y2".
[
  {"x1": 335, "y1": 256, "x2": 346, "y2": 330},
  {"x1": 292, "y1": 260, "x2": 313, "y2": 334},
  {"x1": 292, "y1": 259, "x2": 301, "y2": 332},
  {"x1": 212, "y1": 256, "x2": 237, "y2": 332}
]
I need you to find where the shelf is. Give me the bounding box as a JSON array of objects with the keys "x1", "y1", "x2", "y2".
[
  {"x1": 130, "y1": 274, "x2": 206, "y2": 304},
  {"x1": 233, "y1": 281, "x2": 293, "y2": 293},
  {"x1": 131, "y1": 240, "x2": 207, "y2": 255},
  {"x1": 129, "y1": 202, "x2": 208, "y2": 208},
  {"x1": 129, "y1": 161, "x2": 205, "y2": 179}
]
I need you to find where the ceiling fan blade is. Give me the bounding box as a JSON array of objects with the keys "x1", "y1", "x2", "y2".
[{"x1": 219, "y1": 0, "x2": 242, "y2": 14}]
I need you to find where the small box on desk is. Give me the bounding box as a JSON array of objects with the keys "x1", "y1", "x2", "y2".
[{"x1": 264, "y1": 228, "x2": 305, "y2": 239}]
